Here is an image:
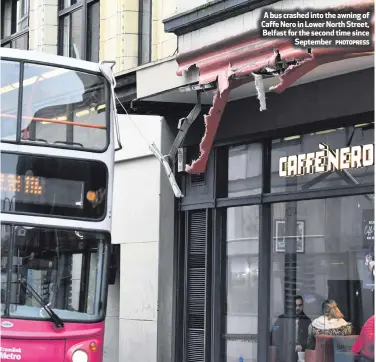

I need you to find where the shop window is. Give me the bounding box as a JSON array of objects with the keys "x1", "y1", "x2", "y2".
[
  {"x1": 58, "y1": 0, "x2": 99, "y2": 61},
  {"x1": 225, "y1": 206, "x2": 259, "y2": 362},
  {"x1": 271, "y1": 123, "x2": 374, "y2": 194},
  {"x1": 228, "y1": 143, "x2": 262, "y2": 197},
  {"x1": 269, "y1": 195, "x2": 374, "y2": 362},
  {"x1": 1, "y1": 0, "x2": 29, "y2": 49}
]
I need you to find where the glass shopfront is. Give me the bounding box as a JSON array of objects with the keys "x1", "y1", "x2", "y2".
[
  {"x1": 225, "y1": 206, "x2": 260, "y2": 361},
  {"x1": 269, "y1": 196, "x2": 374, "y2": 362},
  {"x1": 177, "y1": 121, "x2": 374, "y2": 362}
]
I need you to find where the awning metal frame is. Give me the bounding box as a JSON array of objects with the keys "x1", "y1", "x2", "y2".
[{"x1": 166, "y1": 90, "x2": 202, "y2": 169}]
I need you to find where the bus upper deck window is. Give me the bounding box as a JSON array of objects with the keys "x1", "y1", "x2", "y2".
[
  {"x1": 0, "y1": 60, "x2": 21, "y2": 142},
  {"x1": 19, "y1": 63, "x2": 108, "y2": 151}
]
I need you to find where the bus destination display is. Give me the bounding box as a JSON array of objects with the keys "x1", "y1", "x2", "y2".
[
  {"x1": 1, "y1": 174, "x2": 42, "y2": 194},
  {"x1": 1, "y1": 173, "x2": 84, "y2": 209}
]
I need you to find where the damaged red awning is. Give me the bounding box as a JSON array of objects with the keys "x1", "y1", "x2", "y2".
[{"x1": 176, "y1": 0, "x2": 374, "y2": 174}]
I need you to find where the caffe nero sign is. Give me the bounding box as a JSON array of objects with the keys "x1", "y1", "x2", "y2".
[{"x1": 279, "y1": 143, "x2": 374, "y2": 177}]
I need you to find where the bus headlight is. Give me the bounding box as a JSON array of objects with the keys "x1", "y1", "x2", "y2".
[{"x1": 72, "y1": 350, "x2": 88, "y2": 362}]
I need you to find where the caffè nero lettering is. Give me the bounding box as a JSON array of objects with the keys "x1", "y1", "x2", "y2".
[{"x1": 279, "y1": 143, "x2": 374, "y2": 177}]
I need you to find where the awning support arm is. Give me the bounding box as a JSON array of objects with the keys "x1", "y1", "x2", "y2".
[
  {"x1": 166, "y1": 91, "x2": 201, "y2": 167},
  {"x1": 149, "y1": 143, "x2": 184, "y2": 198}
]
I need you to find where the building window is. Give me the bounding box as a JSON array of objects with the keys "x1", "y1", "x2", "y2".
[
  {"x1": 87, "y1": 1, "x2": 100, "y2": 62},
  {"x1": 1, "y1": 0, "x2": 29, "y2": 49},
  {"x1": 61, "y1": 0, "x2": 78, "y2": 7},
  {"x1": 269, "y1": 196, "x2": 374, "y2": 362},
  {"x1": 228, "y1": 143, "x2": 263, "y2": 197},
  {"x1": 138, "y1": 0, "x2": 152, "y2": 65},
  {"x1": 58, "y1": 0, "x2": 99, "y2": 61},
  {"x1": 1, "y1": 60, "x2": 21, "y2": 141}
]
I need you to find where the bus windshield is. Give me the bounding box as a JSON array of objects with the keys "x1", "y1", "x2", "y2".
[
  {"x1": 1, "y1": 224, "x2": 109, "y2": 323},
  {"x1": 1, "y1": 59, "x2": 108, "y2": 151}
]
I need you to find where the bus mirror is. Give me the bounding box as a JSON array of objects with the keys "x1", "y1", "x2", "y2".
[{"x1": 108, "y1": 244, "x2": 119, "y2": 285}]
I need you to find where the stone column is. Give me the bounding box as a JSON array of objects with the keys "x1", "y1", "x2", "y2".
[
  {"x1": 154, "y1": 0, "x2": 177, "y2": 61},
  {"x1": 29, "y1": 0, "x2": 58, "y2": 54},
  {"x1": 100, "y1": 0, "x2": 140, "y2": 73}
]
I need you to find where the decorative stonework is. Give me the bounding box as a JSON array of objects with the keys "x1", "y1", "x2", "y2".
[
  {"x1": 100, "y1": 0, "x2": 140, "y2": 73},
  {"x1": 29, "y1": 0, "x2": 58, "y2": 54},
  {"x1": 99, "y1": 0, "x2": 177, "y2": 72}
]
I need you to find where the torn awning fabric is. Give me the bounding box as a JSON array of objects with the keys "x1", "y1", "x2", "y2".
[{"x1": 176, "y1": 0, "x2": 374, "y2": 175}]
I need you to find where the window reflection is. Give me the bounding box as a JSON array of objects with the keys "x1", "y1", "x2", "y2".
[
  {"x1": 87, "y1": 1, "x2": 100, "y2": 62},
  {"x1": 1, "y1": 0, "x2": 29, "y2": 43},
  {"x1": 228, "y1": 144, "x2": 262, "y2": 197},
  {"x1": 269, "y1": 196, "x2": 374, "y2": 362},
  {"x1": 226, "y1": 206, "x2": 259, "y2": 362},
  {"x1": 18, "y1": 62, "x2": 107, "y2": 150},
  {"x1": 12, "y1": 32, "x2": 28, "y2": 49},
  {"x1": 139, "y1": 0, "x2": 152, "y2": 65},
  {"x1": 60, "y1": 0, "x2": 77, "y2": 10},
  {"x1": 16, "y1": 0, "x2": 29, "y2": 32},
  {"x1": 62, "y1": 16, "x2": 70, "y2": 57},
  {"x1": 2, "y1": 0, "x2": 12, "y2": 38},
  {"x1": 1, "y1": 225, "x2": 107, "y2": 321},
  {"x1": 1, "y1": 33, "x2": 29, "y2": 50},
  {"x1": 60, "y1": 9, "x2": 82, "y2": 59}
]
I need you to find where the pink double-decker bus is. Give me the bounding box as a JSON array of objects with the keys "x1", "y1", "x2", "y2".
[{"x1": 0, "y1": 48, "x2": 118, "y2": 362}]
